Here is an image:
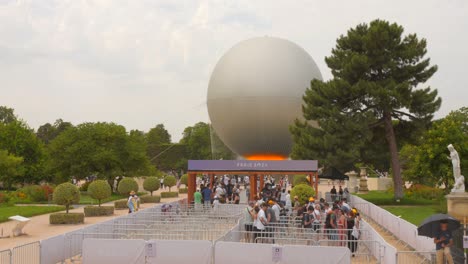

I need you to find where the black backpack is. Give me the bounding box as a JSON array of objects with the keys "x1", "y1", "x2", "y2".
[{"x1": 325, "y1": 212, "x2": 333, "y2": 228}]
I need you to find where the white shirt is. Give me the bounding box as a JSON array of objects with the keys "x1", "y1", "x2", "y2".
[
  {"x1": 285, "y1": 194, "x2": 292, "y2": 207},
  {"x1": 223, "y1": 176, "x2": 230, "y2": 186},
  {"x1": 255, "y1": 209, "x2": 266, "y2": 230},
  {"x1": 244, "y1": 176, "x2": 249, "y2": 183},
  {"x1": 313, "y1": 209, "x2": 321, "y2": 223},
  {"x1": 272, "y1": 204, "x2": 281, "y2": 220}
]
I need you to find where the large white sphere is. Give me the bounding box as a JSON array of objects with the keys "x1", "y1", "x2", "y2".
[{"x1": 207, "y1": 37, "x2": 322, "y2": 159}]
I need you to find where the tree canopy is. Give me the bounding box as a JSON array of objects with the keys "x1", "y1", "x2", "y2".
[
  {"x1": 291, "y1": 20, "x2": 441, "y2": 199},
  {"x1": 401, "y1": 107, "x2": 467, "y2": 190}
]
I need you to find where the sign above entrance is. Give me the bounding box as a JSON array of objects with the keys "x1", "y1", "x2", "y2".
[{"x1": 188, "y1": 160, "x2": 318, "y2": 172}]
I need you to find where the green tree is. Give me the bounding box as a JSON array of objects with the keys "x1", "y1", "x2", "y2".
[
  {"x1": 180, "y1": 122, "x2": 212, "y2": 160},
  {"x1": 47, "y1": 122, "x2": 151, "y2": 184},
  {"x1": 88, "y1": 180, "x2": 112, "y2": 206},
  {"x1": 401, "y1": 107, "x2": 468, "y2": 190},
  {"x1": 163, "y1": 175, "x2": 177, "y2": 192},
  {"x1": 0, "y1": 120, "x2": 46, "y2": 184},
  {"x1": 117, "y1": 177, "x2": 139, "y2": 195},
  {"x1": 37, "y1": 119, "x2": 73, "y2": 144},
  {"x1": 290, "y1": 184, "x2": 315, "y2": 206},
  {"x1": 0, "y1": 106, "x2": 17, "y2": 124},
  {"x1": 291, "y1": 20, "x2": 441, "y2": 199},
  {"x1": 143, "y1": 177, "x2": 160, "y2": 196},
  {"x1": 147, "y1": 124, "x2": 171, "y2": 149},
  {"x1": 180, "y1": 174, "x2": 188, "y2": 187},
  {"x1": 53, "y1": 182, "x2": 80, "y2": 213},
  {"x1": 0, "y1": 150, "x2": 24, "y2": 189}
]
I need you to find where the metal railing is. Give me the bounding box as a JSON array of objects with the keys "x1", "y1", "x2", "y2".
[
  {"x1": 0, "y1": 249, "x2": 11, "y2": 264},
  {"x1": 11, "y1": 241, "x2": 40, "y2": 264},
  {"x1": 396, "y1": 251, "x2": 436, "y2": 264}
]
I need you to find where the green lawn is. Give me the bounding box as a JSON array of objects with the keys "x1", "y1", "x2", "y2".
[
  {"x1": 355, "y1": 191, "x2": 436, "y2": 205},
  {"x1": 381, "y1": 206, "x2": 439, "y2": 225},
  {"x1": 79, "y1": 193, "x2": 128, "y2": 205},
  {"x1": 356, "y1": 191, "x2": 446, "y2": 226},
  {"x1": 0, "y1": 205, "x2": 65, "y2": 223}
]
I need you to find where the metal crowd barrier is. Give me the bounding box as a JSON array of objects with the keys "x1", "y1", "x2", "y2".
[
  {"x1": 0, "y1": 249, "x2": 11, "y2": 264},
  {"x1": 11, "y1": 241, "x2": 40, "y2": 264},
  {"x1": 396, "y1": 251, "x2": 436, "y2": 264}
]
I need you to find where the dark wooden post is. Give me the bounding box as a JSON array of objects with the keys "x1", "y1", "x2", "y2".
[
  {"x1": 188, "y1": 173, "x2": 196, "y2": 204},
  {"x1": 209, "y1": 174, "x2": 214, "y2": 189},
  {"x1": 259, "y1": 174, "x2": 264, "y2": 193},
  {"x1": 249, "y1": 174, "x2": 256, "y2": 201}
]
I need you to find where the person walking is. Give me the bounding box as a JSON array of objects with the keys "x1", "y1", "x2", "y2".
[
  {"x1": 194, "y1": 189, "x2": 202, "y2": 211},
  {"x1": 201, "y1": 185, "x2": 212, "y2": 209},
  {"x1": 127, "y1": 191, "x2": 138, "y2": 214}
]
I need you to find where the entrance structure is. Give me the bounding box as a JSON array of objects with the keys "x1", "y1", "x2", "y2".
[{"x1": 186, "y1": 160, "x2": 318, "y2": 204}]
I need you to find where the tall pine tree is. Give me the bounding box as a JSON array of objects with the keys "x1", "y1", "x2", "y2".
[{"x1": 291, "y1": 20, "x2": 441, "y2": 199}]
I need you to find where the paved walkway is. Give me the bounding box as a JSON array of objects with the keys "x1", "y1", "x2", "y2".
[{"x1": 0, "y1": 190, "x2": 186, "y2": 251}]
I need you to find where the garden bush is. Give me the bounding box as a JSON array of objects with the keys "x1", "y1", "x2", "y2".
[
  {"x1": 117, "y1": 177, "x2": 139, "y2": 195},
  {"x1": 293, "y1": 175, "x2": 309, "y2": 186},
  {"x1": 178, "y1": 187, "x2": 188, "y2": 194},
  {"x1": 79, "y1": 181, "x2": 91, "y2": 192},
  {"x1": 290, "y1": 184, "x2": 315, "y2": 206},
  {"x1": 88, "y1": 180, "x2": 112, "y2": 206},
  {"x1": 114, "y1": 199, "x2": 140, "y2": 209},
  {"x1": 161, "y1": 192, "x2": 179, "y2": 198},
  {"x1": 21, "y1": 185, "x2": 47, "y2": 202},
  {"x1": 405, "y1": 184, "x2": 444, "y2": 200},
  {"x1": 84, "y1": 206, "x2": 114, "y2": 216},
  {"x1": 140, "y1": 195, "x2": 161, "y2": 203},
  {"x1": 49, "y1": 213, "x2": 84, "y2": 224},
  {"x1": 53, "y1": 183, "x2": 80, "y2": 213},
  {"x1": 143, "y1": 177, "x2": 160, "y2": 196},
  {"x1": 180, "y1": 174, "x2": 188, "y2": 187},
  {"x1": 114, "y1": 200, "x2": 128, "y2": 209},
  {"x1": 163, "y1": 175, "x2": 177, "y2": 191}
]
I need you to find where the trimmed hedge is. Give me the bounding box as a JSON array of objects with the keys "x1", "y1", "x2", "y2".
[
  {"x1": 140, "y1": 195, "x2": 161, "y2": 204},
  {"x1": 50, "y1": 213, "x2": 84, "y2": 224},
  {"x1": 84, "y1": 206, "x2": 114, "y2": 217},
  {"x1": 161, "y1": 192, "x2": 179, "y2": 198},
  {"x1": 178, "y1": 188, "x2": 188, "y2": 194},
  {"x1": 114, "y1": 200, "x2": 128, "y2": 209}
]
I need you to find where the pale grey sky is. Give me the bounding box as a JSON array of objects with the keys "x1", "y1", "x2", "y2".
[{"x1": 1, "y1": 0, "x2": 467, "y2": 141}]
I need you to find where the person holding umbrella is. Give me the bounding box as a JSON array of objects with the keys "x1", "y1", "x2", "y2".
[
  {"x1": 434, "y1": 220, "x2": 454, "y2": 264},
  {"x1": 418, "y1": 214, "x2": 460, "y2": 264}
]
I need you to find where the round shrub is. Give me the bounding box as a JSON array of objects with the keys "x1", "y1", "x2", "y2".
[
  {"x1": 88, "y1": 180, "x2": 112, "y2": 206},
  {"x1": 163, "y1": 175, "x2": 177, "y2": 191},
  {"x1": 290, "y1": 184, "x2": 315, "y2": 206},
  {"x1": 53, "y1": 183, "x2": 80, "y2": 213},
  {"x1": 117, "y1": 177, "x2": 139, "y2": 195},
  {"x1": 293, "y1": 175, "x2": 310, "y2": 186},
  {"x1": 143, "y1": 177, "x2": 160, "y2": 196},
  {"x1": 180, "y1": 174, "x2": 188, "y2": 186}
]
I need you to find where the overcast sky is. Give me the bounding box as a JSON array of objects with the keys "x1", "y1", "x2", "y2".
[{"x1": 1, "y1": 0, "x2": 467, "y2": 141}]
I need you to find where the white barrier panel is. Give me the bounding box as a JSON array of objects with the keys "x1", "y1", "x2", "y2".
[
  {"x1": 146, "y1": 240, "x2": 212, "y2": 264},
  {"x1": 350, "y1": 195, "x2": 435, "y2": 252},
  {"x1": 215, "y1": 242, "x2": 351, "y2": 264},
  {"x1": 82, "y1": 239, "x2": 146, "y2": 264},
  {"x1": 283, "y1": 245, "x2": 350, "y2": 264},
  {"x1": 82, "y1": 239, "x2": 213, "y2": 264},
  {"x1": 40, "y1": 234, "x2": 65, "y2": 264},
  {"x1": 360, "y1": 218, "x2": 397, "y2": 264}
]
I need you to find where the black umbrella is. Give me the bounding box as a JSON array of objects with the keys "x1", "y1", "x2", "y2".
[{"x1": 417, "y1": 214, "x2": 461, "y2": 238}]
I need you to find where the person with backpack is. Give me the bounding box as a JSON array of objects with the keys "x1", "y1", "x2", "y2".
[
  {"x1": 302, "y1": 206, "x2": 315, "y2": 244},
  {"x1": 325, "y1": 205, "x2": 339, "y2": 245}
]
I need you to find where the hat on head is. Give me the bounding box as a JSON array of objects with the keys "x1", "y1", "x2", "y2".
[
  {"x1": 130, "y1": 191, "x2": 135, "y2": 195},
  {"x1": 294, "y1": 196, "x2": 298, "y2": 199},
  {"x1": 268, "y1": 200, "x2": 274, "y2": 205},
  {"x1": 309, "y1": 197, "x2": 314, "y2": 202}
]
